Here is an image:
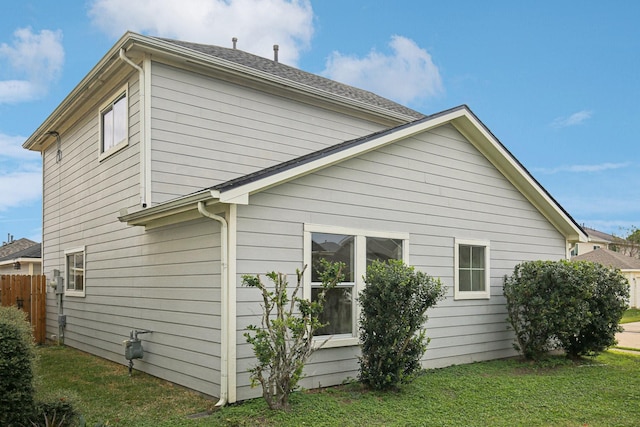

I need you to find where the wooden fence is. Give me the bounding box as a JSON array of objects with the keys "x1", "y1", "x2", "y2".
[{"x1": 1, "y1": 274, "x2": 47, "y2": 344}]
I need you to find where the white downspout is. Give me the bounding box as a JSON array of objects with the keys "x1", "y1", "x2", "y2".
[
  {"x1": 118, "y1": 48, "x2": 148, "y2": 208},
  {"x1": 198, "y1": 201, "x2": 228, "y2": 407}
]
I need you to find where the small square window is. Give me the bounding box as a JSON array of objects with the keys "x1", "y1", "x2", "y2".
[{"x1": 454, "y1": 239, "x2": 490, "y2": 300}]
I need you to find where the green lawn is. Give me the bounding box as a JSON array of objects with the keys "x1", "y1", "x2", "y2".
[
  {"x1": 621, "y1": 308, "x2": 640, "y2": 324},
  {"x1": 36, "y1": 345, "x2": 640, "y2": 426}
]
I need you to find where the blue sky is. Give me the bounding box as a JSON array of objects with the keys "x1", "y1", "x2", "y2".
[{"x1": 0, "y1": 0, "x2": 638, "y2": 243}]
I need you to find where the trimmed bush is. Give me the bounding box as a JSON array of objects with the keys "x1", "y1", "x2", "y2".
[
  {"x1": 560, "y1": 261, "x2": 629, "y2": 358},
  {"x1": 503, "y1": 260, "x2": 591, "y2": 360},
  {"x1": 358, "y1": 260, "x2": 445, "y2": 390},
  {"x1": 504, "y1": 260, "x2": 629, "y2": 360},
  {"x1": 0, "y1": 305, "x2": 37, "y2": 426}
]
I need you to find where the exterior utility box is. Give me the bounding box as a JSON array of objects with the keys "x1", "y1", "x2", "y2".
[{"x1": 124, "y1": 339, "x2": 144, "y2": 360}]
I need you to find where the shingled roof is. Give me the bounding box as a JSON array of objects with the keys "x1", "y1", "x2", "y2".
[
  {"x1": 572, "y1": 247, "x2": 640, "y2": 270},
  {"x1": 0, "y1": 238, "x2": 38, "y2": 259},
  {"x1": 156, "y1": 37, "x2": 426, "y2": 120}
]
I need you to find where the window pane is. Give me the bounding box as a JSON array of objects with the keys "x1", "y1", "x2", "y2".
[
  {"x1": 471, "y1": 246, "x2": 485, "y2": 268},
  {"x1": 459, "y1": 245, "x2": 470, "y2": 268},
  {"x1": 75, "y1": 253, "x2": 84, "y2": 291},
  {"x1": 471, "y1": 270, "x2": 485, "y2": 292},
  {"x1": 311, "y1": 233, "x2": 354, "y2": 282},
  {"x1": 102, "y1": 108, "x2": 114, "y2": 151},
  {"x1": 366, "y1": 237, "x2": 402, "y2": 265},
  {"x1": 67, "y1": 252, "x2": 84, "y2": 292},
  {"x1": 112, "y1": 95, "x2": 127, "y2": 145},
  {"x1": 459, "y1": 270, "x2": 472, "y2": 291},
  {"x1": 312, "y1": 287, "x2": 352, "y2": 335},
  {"x1": 66, "y1": 255, "x2": 75, "y2": 290}
]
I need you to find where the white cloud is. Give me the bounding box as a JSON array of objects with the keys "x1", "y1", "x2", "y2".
[
  {"x1": 534, "y1": 162, "x2": 630, "y2": 175},
  {"x1": 0, "y1": 167, "x2": 42, "y2": 212},
  {"x1": 550, "y1": 110, "x2": 593, "y2": 128},
  {"x1": 0, "y1": 27, "x2": 64, "y2": 104},
  {"x1": 88, "y1": 0, "x2": 314, "y2": 66},
  {"x1": 0, "y1": 133, "x2": 40, "y2": 160},
  {"x1": 322, "y1": 35, "x2": 443, "y2": 105}
]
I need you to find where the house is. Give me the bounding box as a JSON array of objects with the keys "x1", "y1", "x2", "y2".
[
  {"x1": 0, "y1": 238, "x2": 41, "y2": 275},
  {"x1": 570, "y1": 227, "x2": 619, "y2": 257},
  {"x1": 572, "y1": 248, "x2": 640, "y2": 308},
  {"x1": 23, "y1": 32, "x2": 587, "y2": 404}
]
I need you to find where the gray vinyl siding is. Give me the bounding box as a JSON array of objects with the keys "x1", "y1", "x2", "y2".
[
  {"x1": 41, "y1": 73, "x2": 223, "y2": 397},
  {"x1": 149, "y1": 62, "x2": 386, "y2": 204},
  {"x1": 234, "y1": 123, "x2": 566, "y2": 400}
]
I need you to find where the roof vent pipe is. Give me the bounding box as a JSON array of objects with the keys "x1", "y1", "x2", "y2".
[
  {"x1": 232, "y1": 37, "x2": 237, "y2": 49},
  {"x1": 273, "y1": 44, "x2": 279, "y2": 62}
]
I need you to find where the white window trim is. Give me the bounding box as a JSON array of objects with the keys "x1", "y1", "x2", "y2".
[
  {"x1": 64, "y1": 246, "x2": 86, "y2": 297},
  {"x1": 454, "y1": 238, "x2": 490, "y2": 300},
  {"x1": 98, "y1": 83, "x2": 129, "y2": 161},
  {"x1": 304, "y1": 223, "x2": 409, "y2": 348}
]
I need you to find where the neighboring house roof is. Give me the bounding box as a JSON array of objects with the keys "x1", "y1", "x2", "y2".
[
  {"x1": 157, "y1": 37, "x2": 425, "y2": 121},
  {"x1": 120, "y1": 105, "x2": 588, "y2": 243},
  {"x1": 0, "y1": 238, "x2": 38, "y2": 259},
  {"x1": 0, "y1": 243, "x2": 42, "y2": 263},
  {"x1": 572, "y1": 247, "x2": 640, "y2": 270},
  {"x1": 584, "y1": 227, "x2": 617, "y2": 244}
]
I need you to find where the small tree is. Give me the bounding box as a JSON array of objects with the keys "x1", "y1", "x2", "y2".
[
  {"x1": 0, "y1": 306, "x2": 37, "y2": 426},
  {"x1": 243, "y1": 261, "x2": 344, "y2": 411},
  {"x1": 358, "y1": 260, "x2": 445, "y2": 390}
]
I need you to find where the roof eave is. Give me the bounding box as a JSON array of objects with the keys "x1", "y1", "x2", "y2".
[
  {"x1": 23, "y1": 31, "x2": 142, "y2": 151},
  {"x1": 214, "y1": 105, "x2": 587, "y2": 243},
  {"x1": 118, "y1": 189, "x2": 219, "y2": 228},
  {"x1": 449, "y1": 112, "x2": 588, "y2": 243}
]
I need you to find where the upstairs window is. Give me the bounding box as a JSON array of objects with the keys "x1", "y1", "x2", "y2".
[
  {"x1": 99, "y1": 85, "x2": 128, "y2": 158},
  {"x1": 454, "y1": 239, "x2": 490, "y2": 300}
]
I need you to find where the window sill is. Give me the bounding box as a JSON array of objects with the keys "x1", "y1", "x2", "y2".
[
  {"x1": 313, "y1": 335, "x2": 359, "y2": 349},
  {"x1": 65, "y1": 290, "x2": 86, "y2": 298},
  {"x1": 454, "y1": 292, "x2": 490, "y2": 300},
  {"x1": 99, "y1": 138, "x2": 128, "y2": 162}
]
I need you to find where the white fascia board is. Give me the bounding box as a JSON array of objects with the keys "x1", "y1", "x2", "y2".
[
  {"x1": 119, "y1": 189, "x2": 218, "y2": 227},
  {"x1": 451, "y1": 113, "x2": 587, "y2": 243},
  {"x1": 218, "y1": 109, "x2": 467, "y2": 203},
  {"x1": 24, "y1": 32, "x2": 137, "y2": 151}
]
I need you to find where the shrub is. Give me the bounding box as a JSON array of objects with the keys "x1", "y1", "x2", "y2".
[
  {"x1": 504, "y1": 260, "x2": 629, "y2": 360},
  {"x1": 243, "y1": 261, "x2": 344, "y2": 410},
  {"x1": 559, "y1": 261, "x2": 629, "y2": 358},
  {"x1": 358, "y1": 260, "x2": 445, "y2": 390},
  {"x1": 31, "y1": 389, "x2": 81, "y2": 427},
  {"x1": 503, "y1": 260, "x2": 591, "y2": 360},
  {"x1": 0, "y1": 305, "x2": 37, "y2": 426}
]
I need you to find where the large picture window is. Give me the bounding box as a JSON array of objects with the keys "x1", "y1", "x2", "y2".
[
  {"x1": 99, "y1": 85, "x2": 128, "y2": 159},
  {"x1": 65, "y1": 247, "x2": 85, "y2": 297},
  {"x1": 304, "y1": 224, "x2": 409, "y2": 346},
  {"x1": 454, "y1": 239, "x2": 490, "y2": 300}
]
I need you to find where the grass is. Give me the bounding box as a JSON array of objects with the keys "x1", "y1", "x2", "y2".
[
  {"x1": 36, "y1": 345, "x2": 640, "y2": 426},
  {"x1": 621, "y1": 308, "x2": 640, "y2": 324}
]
